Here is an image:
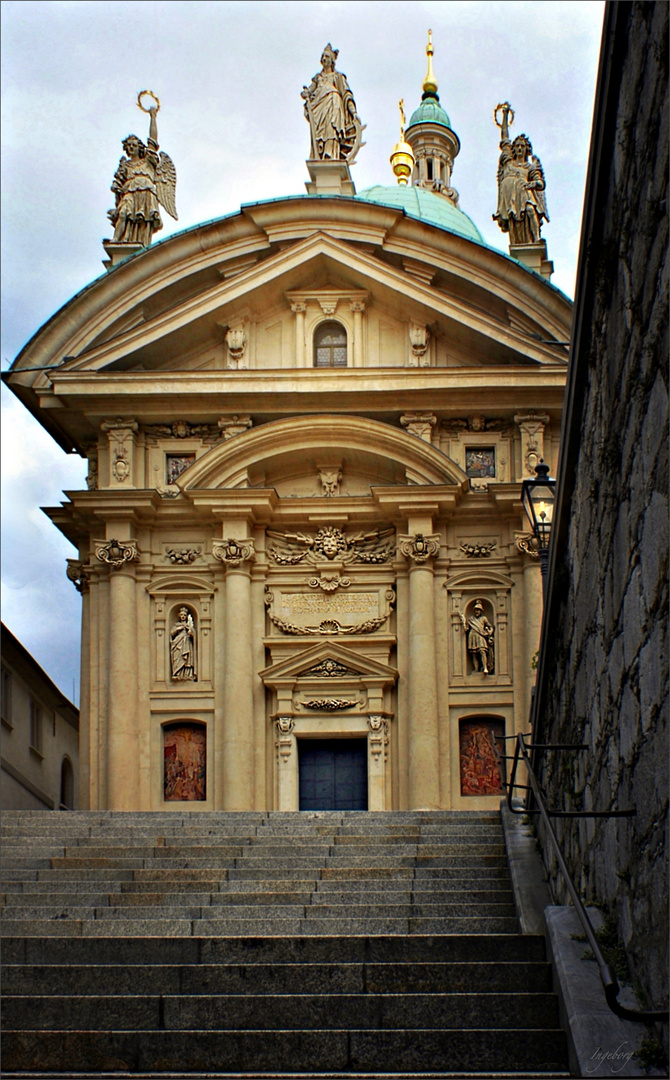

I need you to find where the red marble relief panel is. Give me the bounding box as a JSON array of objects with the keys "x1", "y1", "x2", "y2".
[
  {"x1": 164, "y1": 723, "x2": 206, "y2": 801},
  {"x1": 459, "y1": 719, "x2": 505, "y2": 796}
]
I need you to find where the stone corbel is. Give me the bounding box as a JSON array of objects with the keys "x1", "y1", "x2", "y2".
[
  {"x1": 515, "y1": 533, "x2": 539, "y2": 559},
  {"x1": 398, "y1": 533, "x2": 440, "y2": 563},
  {"x1": 66, "y1": 559, "x2": 90, "y2": 593},
  {"x1": 400, "y1": 413, "x2": 437, "y2": 443},
  {"x1": 408, "y1": 324, "x2": 430, "y2": 367},
  {"x1": 275, "y1": 716, "x2": 295, "y2": 762},
  {"x1": 317, "y1": 464, "x2": 343, "y2": 496},
  {"x1": 515, "y1": 412, "x2": 550, "y2": 476},
  {"x1": 225, "y1": 326, "x2": 248, "y2": 369},
  {"x1": 218, "y1": 414, "x2": 253, "y2": 440},
  {"x1": 368, "y1": 714, "x2": 389, "y2": 758},
  {"x1": 94, "y1": 538, "x2": 139, "y2": 570},
  {"x1": 212, "y1": 538, "x2": 256, "y2": 567}
]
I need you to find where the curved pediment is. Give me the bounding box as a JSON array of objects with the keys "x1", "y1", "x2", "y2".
[{"x1": 178, "y1": 415, "x2": 468, "y2": 492}]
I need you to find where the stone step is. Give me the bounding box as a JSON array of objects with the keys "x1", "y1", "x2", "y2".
[
  {"x1": 1, "y1": 901, "x2": 519, "y2": 921},
  {"x1": 2, "y1": 932, "x2": 549, "y2": 965},
  {"x1": 2, "y1": 960, "x2": 553, "y2": 995},
  {"x1": 1, "y1": 916, "x2": 520, "y2": 936},
  {"x1": 2, "y1": 990, "x2": 560, "y2": 1031},
  {"x1": 0, "y1": 1027, "x2": 569, "y2": 1073}
]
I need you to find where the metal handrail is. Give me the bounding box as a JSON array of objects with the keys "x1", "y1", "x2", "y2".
[{"x1": 499, "y1": 731, "x2": 668, "y2": 1024}]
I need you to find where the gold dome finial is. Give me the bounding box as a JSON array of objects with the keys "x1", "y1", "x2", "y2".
[
  {"x1": 422, "y1": 29, "x2": 438, "y2": 96},
  {"x1": 390, "y1": 98, "x2": 415, "y2": 185}
]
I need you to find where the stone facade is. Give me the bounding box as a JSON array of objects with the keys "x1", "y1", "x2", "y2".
[
  {"x1": 1, "y1": 624, "x2": 79, "y2": 810},
  {"x1": 533, "y1": 1, "x2": 668, "y2": 1017},
  {"x1": 7, "y1": 55, "x2": 573, "y2": 817}
]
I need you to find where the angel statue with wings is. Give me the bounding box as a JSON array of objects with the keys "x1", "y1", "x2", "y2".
[{"x1": 108, "y1": 91, "x2": 177, "y2": 247}]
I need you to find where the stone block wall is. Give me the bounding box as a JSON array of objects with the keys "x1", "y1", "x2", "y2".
[{"x1": 534, "y1": 2, "x2": 668, "y2": 1015}]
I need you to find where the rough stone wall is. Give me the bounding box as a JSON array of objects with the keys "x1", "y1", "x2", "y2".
[{"x1": 536, "y1": 2, "x2": 668, "y2": 1014}]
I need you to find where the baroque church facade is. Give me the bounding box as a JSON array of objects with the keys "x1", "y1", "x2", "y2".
[{"x1": 7, "y1": 43, "x2": 572, "y2": 814}]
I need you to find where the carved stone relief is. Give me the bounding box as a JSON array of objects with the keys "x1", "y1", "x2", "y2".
[
  {"x1": 317, "y1": 464, "x2": 343, "y2": 496},
  {"x1": 66, "y1": 559, "x2": 90, "y2": 593},
  {"x1": 275, "y1": 717, "x2": 295, "y2": 762},
  {"x1": 94, "y1": 538, "x2": 139, "y2": 570},
  {"x1": 225, "y1": 327, "x2": 247, "y2": 368},
  {"x1": 165, "y1": 547, "x2": 201, "y2": 565},
  {"x1": 268, "y1": 526, "x2": 394, "y2": 565},
  {"x1": 212, "y1": 539, "x2": 255, "y2": 567},
  {"x1": 300, "y1": 698, "x2": 363, "y2": 711},
  {"x1": 408, "y1": 324, "x2": 430, "y2": 366},
  {"x1": 218, "y1": 414, "x2": 253, "y2": 440},
  {"x1": 398, "y1": 533, "x2": 440, "y2": 563},
  {"x1": 459, "y1": 541, "x2": 497, "y2": 558},
  {"x1": 298, "y1": 658, "x2": 361, "y2": 678},
  {"x1": 144, "y1": 420, "x2": 221, "y2": 444},
  {"x1": 515, "y1": 412, "x2": 550, "y2": 476},
  {"x1": 307, "y1": 573, "x2": 351, "y2": 592},
  {"x1": 101, "y1": 418, "x2": 138, "y2": 485}
]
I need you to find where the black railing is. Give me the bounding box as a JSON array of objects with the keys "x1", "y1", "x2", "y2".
[{"x1": 494, "y1": 730, "x2": 668, "y2": 1024}]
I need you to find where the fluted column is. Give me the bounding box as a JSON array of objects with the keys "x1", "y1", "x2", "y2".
[
  {"x1": 95, "y1": 538, "x2": 139, "y2": 810},
  {"x1": 399, "y1": 533, "x2": 441, "y2": 809},
  {"x1": 214, "y1": 538, "x2": 256, "y2": 809}
]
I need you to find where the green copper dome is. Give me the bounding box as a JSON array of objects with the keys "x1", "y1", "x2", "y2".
[
  {"x1": 407, "y1": 93, "x2": 451, "y2": 130},
  {"x1": 356, "y1": 184, "x2": 483, "y2": 244}
]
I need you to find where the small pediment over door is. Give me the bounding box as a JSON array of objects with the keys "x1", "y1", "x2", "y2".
[{"x1": 259, "y1": 640, "x2": 397, "y2": 717}]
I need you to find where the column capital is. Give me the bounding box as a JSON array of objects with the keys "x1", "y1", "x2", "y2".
[
  {"x1": 212, "y1": 538, "x2": 256, "y2": 567},
  {"x1": 398, "y1": 533, "x2": 440, "y2": 564},
  {"x1": 94, "y1": 538, "x2": 139, "y2": 571}
]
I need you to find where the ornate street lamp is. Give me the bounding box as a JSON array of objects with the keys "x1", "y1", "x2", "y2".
[{"x1": 521, "y1": 460, "x2": 556, "y2": 589}]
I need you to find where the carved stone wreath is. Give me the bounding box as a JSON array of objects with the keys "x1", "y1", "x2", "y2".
[{"x1": 300, "y1": 698, "x2": 361, "y2": 711}]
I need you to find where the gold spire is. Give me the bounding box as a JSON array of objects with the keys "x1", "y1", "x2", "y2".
[
  {"x1": 390, "y1": 98, "x2": 415, "y2": 185},
  {"x1": 422, "y1": 29, "x2": 438, "y2": 96}
]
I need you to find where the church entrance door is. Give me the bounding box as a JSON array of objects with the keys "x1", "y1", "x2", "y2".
[{"x1": 298, "y1": 738, "x2": 368, "y2": 810}]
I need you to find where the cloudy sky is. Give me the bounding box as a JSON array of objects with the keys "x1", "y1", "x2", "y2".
[{"x1": 1, "y1": 0, "x2": 604, "y2": 701}]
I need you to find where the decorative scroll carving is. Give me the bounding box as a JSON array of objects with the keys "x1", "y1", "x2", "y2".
[
  {"x1": 459, "y1": 600, "x2": 495, "y2": 674},
  {"x1": 302, "y1": 44, "x2": 363, "y2": 164},
  {"x1": 298, "y1": 658, "x2": 361, "y2": 678},
  {"x1": 170, "y1": 607, "x2": 197, "y2": 682},
  {"x1": 516, "y1": 533, "x2": 539, "y2": 559},
  {"x1": 218, "y1": 414, "x2": 253, "y2": 440},
  {"x1": 268, "y1": 612, "x2": 390, "y2": 636},
  {"x1": 212, "y1": 539, "x2": 255, "y2": 567},
  {"x1": 408, "y1": 324, "x2": 430, "y2": 366},
  {"x1": 307, "y1": 574, "x2": 351, "y2": 593},
  {"x1": 82, "y1": 444, "x2": 98, "y2": 490},
  {"x1": 144, "y1": 420, "x2": 220, "y2": 442},
  {"x1": 268, "y1": 526, "x2": 394, "y2": 566},
  {"x1": 400, "y1": 412, "x2": 437, "y2": 443},
  {"x1": 398, "y1": 533, "x2": 440, "y2": 563},
  {"x1": 317, "y1": 465, "x2": 342, "y2": 496},
  {"x1": 300, "y1": 698, "x2": 361, "y2": 711},
  {"x1": 225, "y1": 327, "x2": 247, "y2": 368},
  {"x1": 460, "y1": 542, "x2": 497, "y2": 558},
  {"x1": 66, "y1": 559, "x2": 90, "y2": 593},
  {"x1": 165, "y1": 548, "x2": 201, "y2": 565},
  {"x1": 94, "y1": 538, "x2": 139, "y2": 570}
]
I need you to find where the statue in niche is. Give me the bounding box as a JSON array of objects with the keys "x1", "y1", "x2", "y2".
[
  {"x1": 460, "y1": 600, "x2": 495, "y2": 674},
  {"x1": 170, "y1": 607, "x2": 197, "y2": 681},
  {"x1": 492, "y1": 102, "x2": 548, "y2": 245},
  {"x1": 302, "y1": 44, "x2": 363, "y2": 163},
  {"x1": 108, "y1": 91, "x2": 178, "y2": 247}
]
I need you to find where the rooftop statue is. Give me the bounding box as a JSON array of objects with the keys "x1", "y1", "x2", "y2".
[
  {"x1": 493, "y1": 102, "x2": 548, "y2": 245},
  {"x1": 107, "y1": 91, "x2": 178, "y2": 247},
  {"x1": 302, "y1": 44, "x2": 364, "y2": 164}
]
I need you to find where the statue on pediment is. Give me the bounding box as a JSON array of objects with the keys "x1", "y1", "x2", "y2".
[
  {"x1": 302, "y1": 44, "x2": 363, "y2": 164},
  {"x1": 108, "y1": 91, "x2": 178, "y2": 247},
  {"x1": 493, "y1": 102, "x2": 548, "y2": 245}
]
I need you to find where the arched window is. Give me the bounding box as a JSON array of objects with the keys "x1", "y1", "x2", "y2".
[
  {"x1": 313, "y1": 321, "x2": 347, "y2": 368},
  {"x1": 60, "y1": 757, "x2": 74, "y2": 810}
]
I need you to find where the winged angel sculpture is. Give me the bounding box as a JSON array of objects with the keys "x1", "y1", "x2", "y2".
[
  {"x1": 267, "y1": 526, "x2": 395, "y2": 566},
  {"x1": 108, "y1": 91, "x2": 177, "y2": 247}
]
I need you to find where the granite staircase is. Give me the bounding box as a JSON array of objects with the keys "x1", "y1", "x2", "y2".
[{"x1": 1, "y1": 810, "x2": 569, "y2": 1077}]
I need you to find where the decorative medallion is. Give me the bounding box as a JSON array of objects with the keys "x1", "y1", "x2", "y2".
[
  {"x1": 94, "y1": 538, "x2": 139, "y2": 570},
  {"x1": 398, "y1": 533, "x2": 440, "y2": 563},
  {"x1": 212, "y1": 539, "x2": 255, "y2": 567}
]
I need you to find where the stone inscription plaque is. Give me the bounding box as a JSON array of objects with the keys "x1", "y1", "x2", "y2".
[{"x1": 282, "y1": 591, "x2": 378, "y2": 626}]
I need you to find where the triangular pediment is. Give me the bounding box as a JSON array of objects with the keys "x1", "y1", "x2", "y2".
[
  {"x1": 259, "y1": 640, "x2": 398, "y2": 684},
  {"x1": 43, "y1": 233, "x2": 563, "y2": 375}
]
